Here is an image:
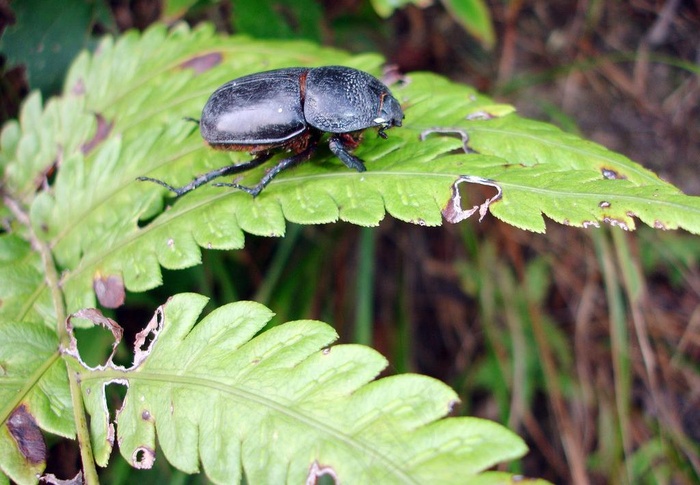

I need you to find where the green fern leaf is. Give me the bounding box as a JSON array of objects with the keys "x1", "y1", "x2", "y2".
[
  {"x1": 0, "y1": 235, "x2": 53, "y2": 323},
  {"x1": 66, "y1": 293, "x2": 527, "y2": 483},
  {"x1": 1, "y1": 23, "x2": 697, "y2": 318},
  {"x1": 0, "y1": 320, "x2": 73, "y2": 483}
]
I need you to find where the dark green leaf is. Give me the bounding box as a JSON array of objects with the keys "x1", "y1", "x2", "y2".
[{"x1": 0, "y1": 0, "x2": 109, "y2": 96}]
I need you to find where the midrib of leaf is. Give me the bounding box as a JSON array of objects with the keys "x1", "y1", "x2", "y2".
[
  {"x1": 42, "y1": 95, "x2": 699, "y2": 301},
  {"x1": 276, "y1": 169, "x2": 456, "y2": 185},
  {"x1": 78, "y1": 368, "x2": 416, "y2": 483},
  {"x1": 56, "y1": 168, "x2": 452, "y2": 284},
  {"x1": 497, "y1": 180, "x2": 695, "y2": 208},
  {"x1": 18, "y1": 277, "x2": 48, "y2": 323}
]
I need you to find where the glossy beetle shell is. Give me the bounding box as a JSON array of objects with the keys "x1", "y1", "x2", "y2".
[
  {"x1": 304, "y1": 67, "x2": 401, "y2": 133},
  {"x1": 199, "y1": 66, "x2": 403, "y2": 147}
]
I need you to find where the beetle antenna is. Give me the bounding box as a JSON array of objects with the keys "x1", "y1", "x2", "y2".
[{"x1": 183, "y1": 116, "x2": 200, "y2": 125}]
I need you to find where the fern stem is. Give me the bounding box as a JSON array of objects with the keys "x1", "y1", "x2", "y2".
[
  {"x1": 2, "y1": 195, "x2": 68, "y2": 336},
  {"x1": 67, "y1": 368, "x2": 100, "y2": 484},
  {"x1": 3, "y1": 194, "x2": 100, "y2": 484}
]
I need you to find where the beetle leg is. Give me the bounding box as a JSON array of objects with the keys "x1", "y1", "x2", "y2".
[
  {"x1": 137, "y1": 152, "x2": 274, "y2": 197},
  {"x1": 328, "y1": 135, "x2": 366, "y2": 172},
  {"x1": 214, "y1": 144, "x2": 317, "y2": 197}
]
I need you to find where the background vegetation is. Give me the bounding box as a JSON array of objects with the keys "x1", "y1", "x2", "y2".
[{"x1": 1, "y1": 1, "x2": 699, "y2": 483}]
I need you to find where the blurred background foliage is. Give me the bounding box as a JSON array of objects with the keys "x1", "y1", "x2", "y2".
[{"x1": 2, "y1": 0, "x2": 699, "y2": 483}]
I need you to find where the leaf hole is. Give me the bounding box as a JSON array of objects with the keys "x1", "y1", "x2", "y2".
[
  {"x1": 132, "y1": 306, "x2": 165, "y2": 367},
  {"x1": 307, "y1": 461, "x2": 338, "y2": 485},
  {"x1": 443, "y1": 176, "x2": 501, "y2": 224},
  {"x1": 103, "y1": 380, "x2": 128, "y2": 445},
  {"x1": 132, "y1": 447, "x2": 155, "y2": 469},
  {"x1": 419, "y1": 128, "x2": 475, "y2": 154},
  {"x1": 68, "y1": 309, "x2": 124, "y2": 369}
]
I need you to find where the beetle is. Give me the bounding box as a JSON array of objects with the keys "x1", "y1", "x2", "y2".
[{"x1": 138, "y1": 66, "x2": 404, "y2": 197}]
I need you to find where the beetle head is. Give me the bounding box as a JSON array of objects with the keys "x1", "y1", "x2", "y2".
[{"x1": 374, "y1": 94, "x2": 404, "y2": 139}]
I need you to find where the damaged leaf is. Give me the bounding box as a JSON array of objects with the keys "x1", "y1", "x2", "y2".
[
  {"x1": 0, "y1": 321, "x2": 73, "y2": 484},
  {"x1": 63, "y1": 293, "x2": 528, "y2": 483},
  {"x1": 6, "y1": 405, "x2": 46, "y2": 465},
  {"x1": 0, "y1": 24, "x2": 695, "y2": 316},
  {"x1": 442, "y1": 176, "x2": 502, "y2": 223},
  {"x1": 0, "y1": 22, "x2": 696, "y2": 485}
]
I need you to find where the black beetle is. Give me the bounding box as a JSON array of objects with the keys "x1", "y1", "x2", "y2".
[{"x1": 139, "y1": 66, "x2": 404, "y2": 197}]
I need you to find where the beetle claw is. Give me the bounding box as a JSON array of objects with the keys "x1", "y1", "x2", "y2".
[
  {"x1": 236, "y1": 185, "x2": 262, "y2": 197},
  {"x1": 328, "y1": 136, "x2": 367, "y2": 172},
  {"x1": 213, "y1": 182, "x2": 262, "y2": 197}
]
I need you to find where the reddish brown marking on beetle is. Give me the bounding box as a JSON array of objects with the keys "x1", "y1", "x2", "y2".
[
  {"x1": 7, "y1": 405, "x2": 46, "y2": 465},
  {"x1": 208, "y1": 142, "x2": 276, "y2": 152},
  {"x1": 298, "y1": 69, "x2": 309, "y2": 106},
  {"x1": 338, "y1": 131, "x2": 363, "y2": 150},
  {"x1": 180, "y1": 52, "x2": 222, "y2": 74},
  {"x1": 209, "y1": 130, "x2": 318, "y2": 155},
  {"x1": 377, "y1": 91, "x2": 388, "y2": 115}
]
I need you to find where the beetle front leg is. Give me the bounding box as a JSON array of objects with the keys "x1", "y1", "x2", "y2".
[
  {"x1": 137, "y1": 152, "x2": 273, "y2": 197},
  {"x1": 328, "y1": 135, "x2": 366, "y2": 172}
]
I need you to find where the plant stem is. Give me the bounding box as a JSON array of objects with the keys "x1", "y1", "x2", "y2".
[
  {"x1": 593, "y1": 229, "x2": 632, "y2": 483},
  {"x1": 4, "y1": 194, "x2": 100, "y2": 484}
]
